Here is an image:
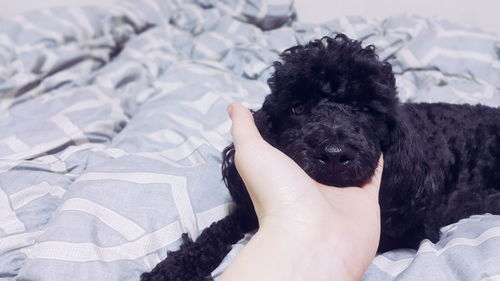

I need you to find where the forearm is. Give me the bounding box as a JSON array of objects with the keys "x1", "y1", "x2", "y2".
[{"x1": 218, "y1": 223, "x2": 360, "y2": 281}]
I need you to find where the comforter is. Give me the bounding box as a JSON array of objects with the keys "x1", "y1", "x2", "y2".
[{"x1": 1, "y1": 0, "x2": 499, "y2": 280}]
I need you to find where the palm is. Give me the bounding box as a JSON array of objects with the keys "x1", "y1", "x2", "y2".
[{"x1": 225, "y1": 102, "x2": 383, "y2": 281}]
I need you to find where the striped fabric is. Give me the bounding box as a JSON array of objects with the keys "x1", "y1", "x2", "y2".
[{"x1": 0, "y1": 0, "x2": 499, "y2": 280}]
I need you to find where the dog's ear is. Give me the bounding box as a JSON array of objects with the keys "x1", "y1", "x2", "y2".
[
  {"x1": 359, "y1": 55, "x2": 398, "y2": 116},
  {"x1": 323, "y1": 37, "x2": 398, "y2": 116}
]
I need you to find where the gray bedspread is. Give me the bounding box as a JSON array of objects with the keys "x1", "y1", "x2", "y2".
[{"x1": 1, "y1": 0, "x2": 499, "y2": 280}]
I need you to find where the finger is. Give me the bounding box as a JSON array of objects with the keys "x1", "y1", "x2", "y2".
[
  {"x1": 228, "y1": 103, "x2": 264, "y2": 149},
  {"x1": 227, "y1": 103, "x2": 318, "y2": 215},
  {"x1": 361, "y1": 154, "x2": 384, "y2": 198},
  {"x1": 227, "y1": 102, "x2": 276, "y2": 211}
]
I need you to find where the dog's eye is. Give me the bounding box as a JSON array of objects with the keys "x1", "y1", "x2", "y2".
[{"x1": 291, "y1": 104, "x2": 304, "y2": 115}]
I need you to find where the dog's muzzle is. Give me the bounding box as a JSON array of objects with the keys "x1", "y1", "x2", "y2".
[{"x1": 315, "y1": 143, "x2": 356, "y2": 173}]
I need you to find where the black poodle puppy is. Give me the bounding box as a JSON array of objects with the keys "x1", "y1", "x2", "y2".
[{"x1": 141, "y1": 34, "x2": 500, "y2": 281}]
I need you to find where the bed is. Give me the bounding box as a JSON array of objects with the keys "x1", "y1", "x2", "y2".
[{"x1": 1, "y1": 0, "x2": 500, "y2": 280}]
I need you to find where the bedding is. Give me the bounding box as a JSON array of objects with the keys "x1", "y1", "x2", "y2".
[{"x1": 0, "y1": 0, "x2": 499, "y2": 280}]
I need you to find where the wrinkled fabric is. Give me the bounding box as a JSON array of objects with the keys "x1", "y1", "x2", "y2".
[{"x1": 0, "y1": 0, "x2": 499, "y2": 280}]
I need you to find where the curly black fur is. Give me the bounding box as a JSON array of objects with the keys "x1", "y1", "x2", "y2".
[{"x1": 142, "y1": 34, "x2": 500, "y2": 281}]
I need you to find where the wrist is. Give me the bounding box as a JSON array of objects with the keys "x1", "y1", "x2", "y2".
[{"x1": 255, "y1": 221, "x2": 361, "y2": 281}]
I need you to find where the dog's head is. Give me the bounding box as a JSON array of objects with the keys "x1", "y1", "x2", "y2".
[{"x1": 223, "y1": 34, "x2": 398, "y2": 208}]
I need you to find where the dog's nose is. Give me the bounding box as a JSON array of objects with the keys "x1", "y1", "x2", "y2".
[{"x1": 316, "y1": 144, "x2": 355, "y2": 168}]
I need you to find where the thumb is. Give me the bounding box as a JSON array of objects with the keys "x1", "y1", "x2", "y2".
[
  {"x1": 227, "y1": 103, "x2": 264, "y2": 149},
  {"x1": 227, "y1": 103, "x2": 315, "y2": 215},
  {"x1": 227, "y1": 102, "x2": 273, "y2": 210}
]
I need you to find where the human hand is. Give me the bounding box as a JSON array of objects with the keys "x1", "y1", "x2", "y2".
[{"x1": 223, "y1": 102, "x2": 383, "y2": 281}]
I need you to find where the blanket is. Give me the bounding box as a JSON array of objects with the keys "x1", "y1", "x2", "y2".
[{"x1": 1, "y1": 0, "x2": 499, "y2": 280}]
